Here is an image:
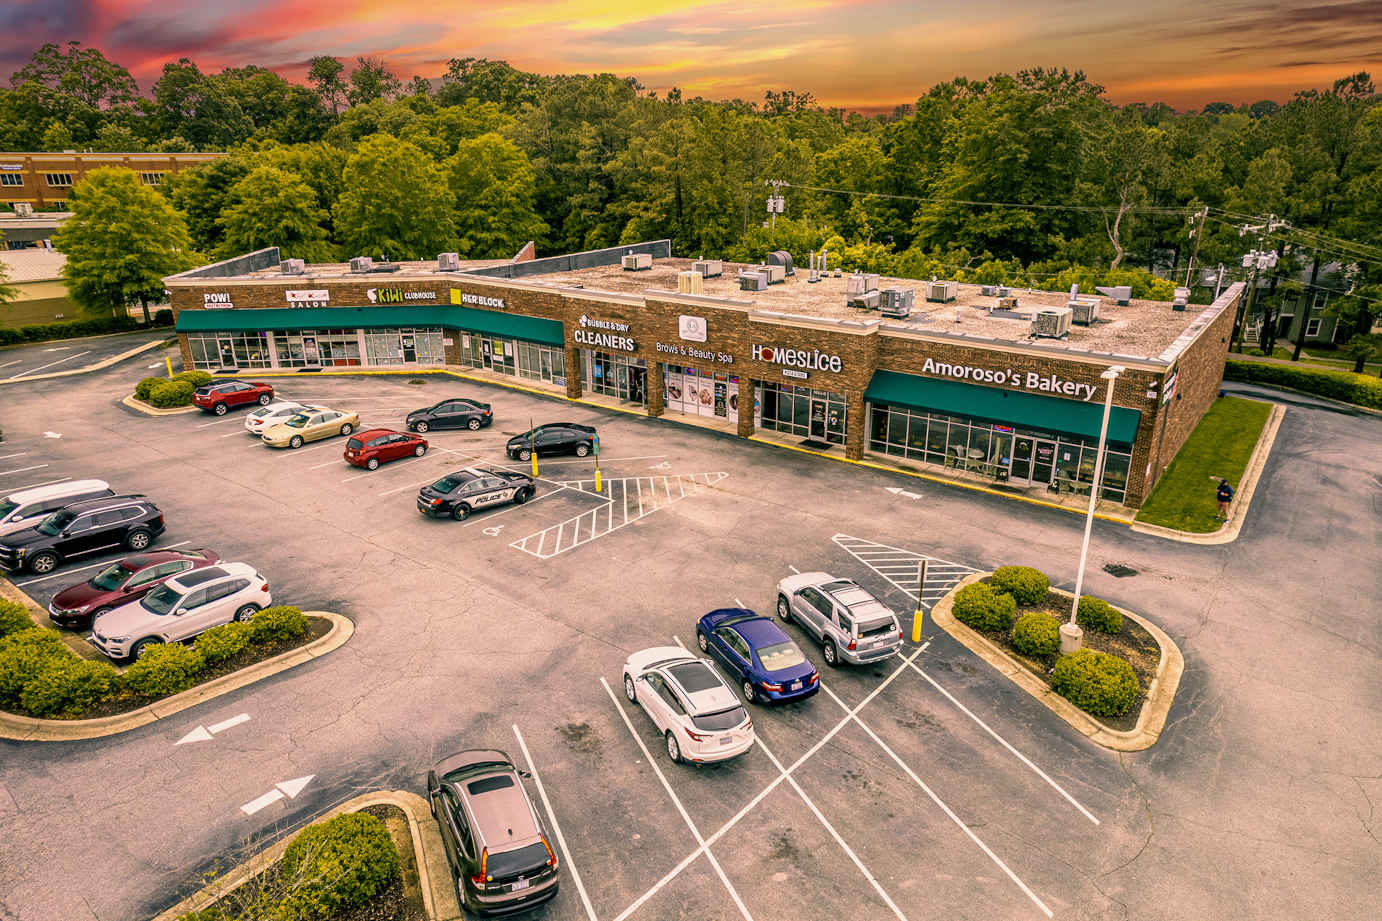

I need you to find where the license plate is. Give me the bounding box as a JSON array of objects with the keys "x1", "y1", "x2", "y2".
[
  {"x1": 720, "y1": 736, "x2": 733, "y2": 745},
  {"x1": 790, "y1": 681, "x2": 801, "y2": 690},
  {"x1": 511, "y1": 878, "x2": 530, "y2": 892}
]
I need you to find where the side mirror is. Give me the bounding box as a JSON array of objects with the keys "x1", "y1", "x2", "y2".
[
  {"x1": 173, "y1": 608, "x2": 188, "y2": 617},
  {"x1": 517, "y1": 769, "x2": 532, "y2": 780}
]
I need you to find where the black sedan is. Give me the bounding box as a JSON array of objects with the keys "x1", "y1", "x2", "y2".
[
  {"x1": 417, "y1": 466, "x2": 534, "y2": 520},
  {"x1": 406, "y1": 398, "x2": 492, "y2": 433},
  {"x1": 505, "y1": 423, "x2": 597, "y2": 461}
]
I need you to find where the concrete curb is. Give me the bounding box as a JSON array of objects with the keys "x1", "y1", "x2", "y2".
[
  {"x1": 0, "y1": 337, "x2": 170, "y2": 385},
  {"x1": 120, "y1": 393, "x2": 199, "y2": 415},
  {"x1": 0, "y1": 611, "x2": 353, "y2": 741},
  {"x1": 1223, "y1": 377, "x2": 1382, "y2": 417},
  {"x1": 1131, "y1": 401, "x2": 1285, "y2": 545},
  {"x1": 150, "y1": 790, "x2": 462, "y2": 921},
  {"x1": 929, "y1": 573, "x2": 1184, "y2": 752}
]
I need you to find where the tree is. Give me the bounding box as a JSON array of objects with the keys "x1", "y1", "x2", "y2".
[
  {"x1": 407, "y1": 76, "x2": 432, "y2": 97},
  {"x1": 91, "y1": 122, "x2": 142, "y2": 151},
  {"x1": 11, "y1": 42, "x2": 138, "y2": 111},
  {"x1": 52, "y1": 168, "x2": 197, "y2": 323},
  {"x1": 162, "y1": 156, "x2": 253, "y2": 254},
  {"x1": 347, "y1": 58, "x2": 401, "y2": 106},
  {"x1": 152, "y1": 58, "x2": 252, "y2": 148},
  {"x1": 0, "y1": 230, "x2": 16, "y2": 304},
  {"x1": 332, "y1": 134, "x2": 455, "y2": 259},
  {"x1": 217, "y1": 166, "x2": 334, "y2": 261},
  {"x1": 307, "y1": 56, "x2": 346, "y2": 116},
  {"x1": 438, "y1": 58, "x2": 547, "y2": 110},
  {"x1": 445, "y1": 134, "x2": 547, "y2": 258},
  {"x1": 1080, "y1": 106, "x2": 1161, "y2": 269},
  {"x1": 39, "y1": 119, "x2": 73, "y2": 150}
]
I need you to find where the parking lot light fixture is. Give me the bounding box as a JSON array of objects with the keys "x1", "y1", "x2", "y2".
[{"x1": 1062, "y1": 365, "x2": 1124, "y2": 655}]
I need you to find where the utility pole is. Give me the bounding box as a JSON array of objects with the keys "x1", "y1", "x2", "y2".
[
  {"x1": 765, "y1": 179, "x2": 787, "y2": 229},
  {"x1": 1230, "y1": 215, "x2": 1287, "y2": 353},
  {"x1": 1183, "y1": 207, "x2": 1209, "y2": 289}
]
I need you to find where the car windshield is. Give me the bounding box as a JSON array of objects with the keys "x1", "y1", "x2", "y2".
[
  {"x1": 430, "y1": 477, "x2": 462, "y2": 494},
  {"x1": 756, "y1": 641, "x2": 806, "y2": 671},
  {"x1": 141, "y1": 584, "x2": 181, "y2": 615},
  {"x1": 0, "y1": 500, "x2": 18, "y2": 519},
  {"x1": 36, "y1": 509, "x2": 75, "y2": 536},
  {"x1": 667, "y1": 661, "x2": 721, "y2": 693},
  {"x1": 283, "y1": 414, "x2": 309, "y2": 428},
  {"x1": 91, "y1": 562, "x2": 137, "y2": 591},
  {"x1": 690, "y1": 706, "x2": 748, "y2": 732}
]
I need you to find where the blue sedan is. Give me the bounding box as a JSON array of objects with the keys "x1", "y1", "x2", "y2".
[{"x1": 696, "y1": 608, "x2": 820, "y2": 704}]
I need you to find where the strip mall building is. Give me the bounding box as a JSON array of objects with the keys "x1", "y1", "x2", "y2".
[{"x1": 164, "y1": 242, "x2": 1243, "y2": 507}]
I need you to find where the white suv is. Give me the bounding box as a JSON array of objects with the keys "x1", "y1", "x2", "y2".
[
  {"x1": 90, "y1": 562, "x2": 271, "y2": 661},
  {"x1": 622, "y1": 647, "x2": 755, "y2": 764},
  {"x1": 777, "y1": 572, "x2": 903, "y2": 667}
]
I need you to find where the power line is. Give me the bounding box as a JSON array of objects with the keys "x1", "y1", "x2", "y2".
[{"x1": 782, "y1": 181, "x2": 1200, "y2": 217}]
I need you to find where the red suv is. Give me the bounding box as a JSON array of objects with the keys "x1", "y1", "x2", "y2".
[
  {"x1": 47, "y1": 548, "x2": 221, "y2": 629},
  {"x1": 345, "y1": 429, "x2": 429, "y2": 470},
  {"x1": 193, "y1": 379, "x2": 275, "y2": 415}
]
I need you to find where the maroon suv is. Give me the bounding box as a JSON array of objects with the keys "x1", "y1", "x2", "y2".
[
  {"x1": 48, "y1": 549, "x2": 221, "y2": 629},
  {"x1": 193, "y1": 379, "x2": 275, "y2": 415},
  {"x1": 344, "y1": 429, "x2": 429, "y2": 470}
]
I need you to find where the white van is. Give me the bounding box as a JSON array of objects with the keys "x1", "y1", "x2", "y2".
[{"x1": 0, "y1": 480, "x2": 115, "y2": 538}]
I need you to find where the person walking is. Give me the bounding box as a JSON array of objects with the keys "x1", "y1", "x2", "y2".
[{"x1": 1216, "y1": 477, "x2": 1235, "y2": 521}]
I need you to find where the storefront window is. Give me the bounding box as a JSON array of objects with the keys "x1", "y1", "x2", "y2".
[
  {"x1": 585, "y1": 351, "x2": 646, "y2": 404},
  {"x1": 756, "y1": 382, "x2": 847, "y2": 445},
  {"x1": 185, "y1": 331, "x2": 273, "y2": 370},
  {"x1": 515, "y1": 340, "x2": 565, "y2": 384}
]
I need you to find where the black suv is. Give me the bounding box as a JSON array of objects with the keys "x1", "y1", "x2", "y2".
[
  {"x1": 505, "y1": 423, "x2": 597, "y2": 461},
  {"x1": 406, "y1": 398, "x2": 493, "y2": 433},
  {"x1": 0, "y1": 495, "x2": 165, "y2": 575}
]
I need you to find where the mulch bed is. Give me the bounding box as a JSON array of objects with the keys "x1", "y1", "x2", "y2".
[
  {"x1": 972, "y1": 581, "x2": 1161, "y2": 732},
  {"x1": 54, "y1": 616, "x2": 332, "y2": 720}
]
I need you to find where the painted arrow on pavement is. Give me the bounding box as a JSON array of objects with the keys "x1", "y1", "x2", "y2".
[
  {"x1": 240, "y1": 775, "x2": 316, "y2": 816},
  {"x1": 175, "y1": 713, "x2": 251, "y2": 745},
  {"x1": 885, "y1": 486, "x2": 923, "y2": 500}
]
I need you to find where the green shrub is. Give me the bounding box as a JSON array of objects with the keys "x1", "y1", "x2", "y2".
[
  {"x1": 951, "y1": 583, "x2": 1017, "y2": 632},
  {"x1": 153, "y1": 308, "x2": 174, "y2": 326},
  {"x1": 148, "y1": 379, "x2": 195, "y2": 407},
  {"x1": 194, "y1": 622, "x2": 251, "y2": 666},
  {"x1": 18, "y1": 657, "x2": 119, "y2": 717},
  {"x1": 248, "y1": 606, "x2": 308, "y2": 645},
  {"x1": 135, "y1": 376, "x2": 165, "y2": 401},
  {"x1": 991, "y1": 566, "x2": 1050, "y2": 605},
  {"x1": 1051, "y1": 649, "x2": 1139, "y2": 718},
  {"x1": 1077, "y1": 596, "x2": 1123, "y2": 634},
  {"x1": 1225, "y1": 359, "x2": 1382, "y2": 409},
  {"x1": 0, "y1": 629, "x2": 69, "y2": 709},
  {"x1": 123, "y1": 642, "x2": 204, "y2": 697},
  {"x1": 0, "y1": 599, "x2": 33, "y2": 639},
  {"x1": 172, "y1": 369, "x2": 213, "y2": 387},
  {"x1": 1011, "y1": 612, "x2": 1062, "y2": 657},
  {"x1": 278, "y1": 812, "x2": 399, "y2": 920},
  {"x1": 0, "y1": 315, "x2": 146, "y2": 346}
]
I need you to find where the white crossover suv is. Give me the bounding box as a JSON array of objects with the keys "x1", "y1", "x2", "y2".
[{"x1": 622, "y1": 646, "x2": 755, "y2": 764}]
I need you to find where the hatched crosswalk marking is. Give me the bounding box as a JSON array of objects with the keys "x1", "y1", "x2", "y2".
[
  {"x1": 511, "y1": 473, "x2": 728, "y2": 559},
  {"x1": 833, "y1": 533, "x2": 978, "y2": 611}
]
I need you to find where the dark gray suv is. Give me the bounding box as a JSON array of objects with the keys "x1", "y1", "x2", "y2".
[{"x1": 426, "y1": 750, "x2": 559, "y2": 916}]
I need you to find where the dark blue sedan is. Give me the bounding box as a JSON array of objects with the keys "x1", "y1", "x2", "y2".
[{"x1": 695, "y1": 608, "x2": 819, "y2": 704}]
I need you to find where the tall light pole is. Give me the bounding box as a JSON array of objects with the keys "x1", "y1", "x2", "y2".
[{"x1": 1061, "y1": 365, "x2": 1124, "y2": 654}]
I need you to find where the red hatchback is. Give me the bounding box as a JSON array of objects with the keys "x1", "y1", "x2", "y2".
[
  {"x1": 47, "y1": 548, "x2": 221, "y2": 630},
  {"x1": 193, "y1": 379, "x2": 275, "y2": 415},
  {"x1": 345, "y1": 429, "x2": 429, "y2": 470}
]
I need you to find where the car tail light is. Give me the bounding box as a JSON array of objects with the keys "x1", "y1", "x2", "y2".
[
  {"x1": 260, "y1": 583, "x2": 269, "y2": 592},
  {"x1": 483, "y1": 409, "x2": 492, "y2": 416},
  {"x1": 684, "y1": 727, "x2": 709, "y2": 742},
  {"x1": 761, "y1": 681, "x2": 783, "y2": 692},
  {"x1": 808, "y1": 673, "x2": 819, "y2": 684},
  {"x1": 542, "y1": 835, "x2": 558, "y2": 868},
  {"x1": 471, "y1": 849, "x2": 489, "y2": 888},
  {"x1": 847, "y1": 639, "x2": 857, "y2": 651},
  {"x1": 897, "y1": 629, "x2": 905, "y2": 640}
]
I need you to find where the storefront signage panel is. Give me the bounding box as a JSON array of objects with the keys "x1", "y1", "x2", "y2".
[
  {"x1": 918, "y1": 356, "x2": 1098, "y2": 401},
  {"x1": 573, "y1": 314, "x2": 635, "y2": 351},
  {"x1": 286, "y1": 289, "x2": 329, "y2": 307},
  {"x1": 678, "y1": 315, "x2": 707, "y2": 342},
  {"x1": 751, "y1": 344, "x2": 843, "y2": 373},
  {"x1": 656, "y1": 341, "x2": 734, "y2": 364},
  {"x1": 367, "y1": 287, "x2": 437, "y2": 304},
  {"x1": 453, "y1": 290, "x2": 505, "y2": 309},
  {"x1": 203, "y1": 292, "x2": 234, "y2": 309}
]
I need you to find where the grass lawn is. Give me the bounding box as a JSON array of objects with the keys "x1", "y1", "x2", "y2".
[{"x1": 1136, "y1": 396, "x2": 1272, "y2": 533}]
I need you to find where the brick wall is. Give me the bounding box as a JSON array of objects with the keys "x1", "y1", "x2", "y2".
[{"x1": 1, "y1": 152, "x2": 223, "y2": 209}]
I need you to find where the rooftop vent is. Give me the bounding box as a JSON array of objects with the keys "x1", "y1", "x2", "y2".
[
  {"x1": 677, "y1": 270, "x2": 704, "y2": 295},
  {"x1": 437, "y1": 252, "x2": 461, "y2": 272},
  {"x1": 621, "y1": 252, "x2": 653, "y2": 271},
  {"x1": 1096, "y1": 284, "x2": 1132, "y2": 306},
  {"x1": 1031, "y1": 306, "x2": 1073, "y2": 339},
  {"x1": 849, "y1": 289, "x2": 880, "y2": 310},
  {"x1": 925, "y1": 280, "x2": 958, "y2": 303},
  {"x1": 280, "y1": 258, "x2": 306, "y2": 276},
  {"x1": 880, "y1": 288, "x2": 913, "y2": 318},
  {"x1": 738, "y1": 270, "x2": 768, "y2": 291},
  {"x1": 767, "y1": 250, "x2": 795, "y2": 276},
  {"x1": 692, "y1": 258, "x2": 722, "y2": 278},
  {"x1": 349, "y1": 256, "x2": 374, "y2": 274}
]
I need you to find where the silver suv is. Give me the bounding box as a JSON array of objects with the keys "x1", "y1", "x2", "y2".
[{"x1": 776, "y1": 572, "x2": 903, "y2": 666}]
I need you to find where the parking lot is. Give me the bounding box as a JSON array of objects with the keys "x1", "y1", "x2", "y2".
[{"x1": 1, "y1": 367, "x2": 1377, "y2": 921}]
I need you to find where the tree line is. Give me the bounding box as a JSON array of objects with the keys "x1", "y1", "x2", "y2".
[{"x1": 2, "y1": 42, "x2": 1379, "y2": 354}]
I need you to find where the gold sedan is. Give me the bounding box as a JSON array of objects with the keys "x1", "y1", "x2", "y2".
[{"x1": 261, "y1": 408, "x2": 360, "y2": 449}]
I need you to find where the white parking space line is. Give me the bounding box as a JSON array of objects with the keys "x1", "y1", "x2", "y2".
[
  {"x1": 734, "y1": 598, "x2": 745, "y2": 608},
  {"x1": 905, "y1": 659, "x2": 1099, "y2": 825},
  {"x1": 788, "y1": 565, "x2": 800, "y2": 574},
  {"x1": 820, "y1": 683, "x2": 1053, "y2": 918},
  {"x1": 0, "y1": 464, "x2": 48, "y2": 477},
  {"x1": 755, "y1": 734, "x2": 909, "y2": 921},
  {"x1": 339, "y1": 456, "x2": 432, "y2": 483},
  {"x1": 599, "y1": 678, "x2": 755, "y2": 921},
  {"x1": 0, "y1": 452, "x2": 26, "y2": 461},
  {"x1": 195, "y1": 418, "x2": 234, "y2": 428},
  {"x1": 5, "y1": 476, "x2": 70, "y2": 492},
  {"x1": 460, "y1": 485, "x2": 570, "y2": 527},
  {"x1": 512, "y1": 725, "x2": 599, "y2": 921},
  {"x1": 15, "y1": 541, "x2": 192, "y2": 586},
  {"x1": 220, "y1": 430, "x2": 253, "y2": 438},
  {"x1": 0, "y1": 358, "x2": 24, "y2": 370},
  {"x1": 11, "y1": 350, "x2": 90, "y2": 377}
]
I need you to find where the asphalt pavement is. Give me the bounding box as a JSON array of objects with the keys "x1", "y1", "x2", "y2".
[{"x1": 0, "y1": 330, "x2": 172, "y2": 382}]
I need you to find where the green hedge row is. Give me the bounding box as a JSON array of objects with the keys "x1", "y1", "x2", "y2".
[
  {"x1": 134, "y1": 370, "x2": 212, "y2": 407},
  {"x1": 0, "y1": 606, "x2": 309, "y2": 718},
  {"x1": 0, "y1": 311, "x2": 173, "y2": 347},
  {"x1": 1225, "y1": 359, "x2": 1382, "y2": 409}
]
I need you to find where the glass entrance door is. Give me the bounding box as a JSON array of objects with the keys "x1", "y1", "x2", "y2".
[
  {"x1": 400, "y1": 331, "x2": 417, "y2": 363},
  {"x1": 1012, "y1": 437, "x2": 1034, "y2": 482},
  {"x1": 809, "y1": 399, "x2": 827, "y2": 439},
  {"x1": 300, "y1": 335, "x2": 320, "y2": 368},
  {"x1": 1032, "y1": 439, "x2": 1057, "y2": 486},
  {"x1": 216, "y1": 336, "x2": 236, "y2": 369}
]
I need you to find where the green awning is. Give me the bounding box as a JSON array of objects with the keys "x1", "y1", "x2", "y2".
[
  {"x1": 865, "y1": 370, "x2": 1142, "y2": 444},
  {"x1": 175, "y1": 306, "x2": 565, "y2": 347}
]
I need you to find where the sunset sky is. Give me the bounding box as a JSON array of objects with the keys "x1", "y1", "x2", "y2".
[{"x1": 2, "y1": 0, "x2": 1379, "y2": 110}]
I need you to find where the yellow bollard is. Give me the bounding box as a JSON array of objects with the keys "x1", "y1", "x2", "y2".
[
  {"x1": 911, "y1": 558, "x2": 928, "y2": 643},
  {"x1": 165, "y1": 355, "x2": 173, "y2": 378},
  {"x1": 594, "y1": 466, "x2": 603, "y2": 493},
  {"x1": 530, "y1": 452, "x2": 539, "y2": 478},
  {"x1": 911, "y1": 606, "x2": 924, "y2": 643}
]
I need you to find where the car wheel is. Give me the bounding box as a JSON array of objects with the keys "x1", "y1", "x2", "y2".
[
  {"x1": 258, "y1": 393, "x2": 271, "y2": 405},
  {"x1": 624, "y1": 674, "x2": 636, "y2": 702},
  {"x1": 414, "y1": 421, "x2": 430, "y2": 434},
  {"x1": 289, "y1": 435, "x2": 304, "y2": 449},
  {"x1": 86, "y1": 607, "x2": 110, "y2": 627},
  {"x1": 696, "y1": 631, "x2": 708, "y2": 652},
  {"x1": 514, "y1": 486, "x2": 531, "y2": 504},
  {"x1": 823, "y1": 639, "x2": 839, "y2": 667},
  {"x1": 575, "y1": 443, "x2": 590, "y2": 457},
  {"x1": 742, "y1": 680, "x2": 758, "y2": 703},
  {"x1": 213, "y1": 402, "x2": 228, "y2": 416},
  {"x1": 340, "y1": 423, "x2": 353, "y2": 436},
  {"x1": 451, "y1": 503, "x2": 470, "y2": 521},
  {"x1": 414, "y1": 444, "x2": 426, "y2": 457},
  {"x1": 518, "y1": 448, "x2": 532, "y2": 461},
  {"x1": 665, "y1": 731, "x2": 682, "y2": 763},
  {"x1": 777, "y1": 595, "x2": 792, "y2": 623},
  {"x1": 366, "y1": 457, "x2": 380, "y2": 470},
  {"x1": 234, "y1": 604, "x2": 259, "y2": 623},
  {"x1": 125, "y1": 528, "x2": 152, "y2": 551},
  {"x1": 28, "y1": 551, "x2": 59, "y2": 575},
  {"x1": 131, "y1": 637, "x2": 161, "y2": 660},
  {"x1": 467, "y1": 418, "x2": 481, "y2": 431}
]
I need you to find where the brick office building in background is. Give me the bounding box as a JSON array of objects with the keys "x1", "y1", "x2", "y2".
[
  {"x1": 0, "y1": 151, "x2": 224, "y2": 211},
  {"x1": 163, "y1": 242, "x2": 1242, "y2": 507}
]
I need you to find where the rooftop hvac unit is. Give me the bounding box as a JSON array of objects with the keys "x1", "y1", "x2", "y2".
[
  {"x1": 1172, "y1": 297, "x2": 1188, "y2": 312},
  {"x1": 437, "y1": 252, "x2": 461, "y2": 272},
  {"x1": 621, "y1": 252, "x2": 653, "y2": 271},
  {"x1": 925, "y1": 280, "x2": 958, "y2": 303},
  {"x1": 846, "y1": 273, "x2": 880, "y2": 297},
  {"x1": 757, "y1": 263, "x2": 786, "y2": 284},
  {"x1": 677, "y1": 270, "x2": 705, "y2": 295},
  {"x1": 998, "y1": 295, "x2": 1019, "y2": 310},
  {"x1": 738, "y1": 271, "x2": 768, "y2": 291},
  {"x1": 1070, "y1": 299, "x2": 1100, "y2": 325},
  {"x1": 692, "y1": 258, "x2": 723, "y2": 278},
  {"x1": 349, "y1": 256, "x2": 374, "y2": 273},
  {"x1": 981, "y1": 284, "x2": 998, "y2": 297},
  {"x1": 1174, "y1": 287, "x2": 1191, "y2": 301},
  {"x1": 279, "y1": 258, "x2": 306, "y2": 275},
  {"x1": 1031, "y1": 306, "x2": 1073, "y2": 339},
  {"x1": 1095, "y1": 285, "x2": 1132, "y2": 306},
  {"x1": 848, "y1": 289, "x2": 881, "y2": 310},
  {"x1": 13, "y1": 202, "x2": 34, "y2": 217},
  {"x1": 880, "y1": 288, "x2": 914, "y2": 318},
  {"x1": 997, "y1": 286, "x2": 1011, "y2": 298},
  {"x1": 767, "y1": 250, "x2": 795, "y2": 276}
]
